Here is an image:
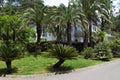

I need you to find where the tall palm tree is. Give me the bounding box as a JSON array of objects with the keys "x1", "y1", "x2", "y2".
[
  {"x1": 97, "y1": 0, "x2": 112, "y2": 31},
  {"x1": 57, "y1": 3, "x2": 83, "y2": 45},
  {"x1": 71, "y1": 0, "x2": 111, "y2": 46},
  {"x1": 46, "y1": 6, "x2": 65, "y2": 42},
  {"x1": 70, "y1": 0, "x2": 89, "y2": 47},
  {"x1": 23, "y1": 2, "x2": 46, "y2": 53}
]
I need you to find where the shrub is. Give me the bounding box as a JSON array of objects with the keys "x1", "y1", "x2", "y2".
[
  {"x1": 0, "y1": 43, "x2": 24, "y2": 73},
  {"x1": 94, "y1": 42, "x2": 113, "y2": 61},
  {"x1": 48, "y1": 44, "x2": 78, "y2": 68},
  {"x1": 82, "y1": 47, "x2": 95, "y2": 59},
  {"x1": 108, "y1": 39, "x2": 120, "y2": 54}
]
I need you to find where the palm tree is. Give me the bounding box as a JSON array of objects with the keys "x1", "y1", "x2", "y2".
[
  {"x1": 0, "y1": 15, "x2": 25, "y2": 73},
  {"x1": 23, "y1": 3, "x2": 47, "y2": 53},
  {"x1": 71, "y1": 0, "x2": 111, "y2": 46},
  {"x1": 97, "y1": 0, "x2": 112, "y2": 31},
  {"x1": 57, "y1": 3, "x2": 83, "y2": 45},
  {"x1": 46, "y1": 6, "x2": 65, "y2": 42},
  {"x1": 69, "y1": 0, "x2": 89, "y2": 47}
]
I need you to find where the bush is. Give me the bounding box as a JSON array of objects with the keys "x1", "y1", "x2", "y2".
[
  {"x1": 108, "y1": 39, "x2": 120, "y2": 54},
  {"x1": 0, "y1": 43, "x2": 24, "y2": 73},
  {"x1": 48, "y1": 44, "x2": 78, "y2": 68},
  {"x1": 94, "y1": 42, "x2": 113, "y2": 61},
  {"x1": 82, "y1": 47, "x2": 95, "y2": 59}
]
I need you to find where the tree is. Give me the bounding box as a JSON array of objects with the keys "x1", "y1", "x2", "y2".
[
  {"x1": 72, "y1": 0, "x2": 112, "y2": 46},
  {"x1": 0, "y1": 15, "x2": 25, "y2": 73},
  {"x1": 46, "y1": 6, "x2": 66, "y2": 42},
  {"x1": 0, "y1": 42, "x2": 23, "y2": 73},
  {"x1": 56, "y1": 3, "x2": 83, "y2": 45},
  {"x1": 48, "y1": 44, "x2": 78, "y2": 68},
  {"x1": 23, "y1": 3, "x2": 47, "y2": 53},
  {"x1": 97, "y1": 0, "x2": 112, "y2": 31},
  {"x1": 111, "y1": 15, "x2": 120, "y2": 37}
]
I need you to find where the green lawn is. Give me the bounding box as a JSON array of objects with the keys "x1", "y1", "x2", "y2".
[{"x1": 0, "y1": 55, "x2": 104, "y2": 75}]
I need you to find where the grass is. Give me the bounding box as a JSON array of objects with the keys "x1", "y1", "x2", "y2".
[{"x1": 0, "y1": 54, "x2": 104, "y2": 75}]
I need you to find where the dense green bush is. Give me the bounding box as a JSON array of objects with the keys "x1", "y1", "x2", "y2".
[
  {"x1": 48, "y1": 44, "x2": 78, "y2": 68},
  {"x1": 108, "y1": 39, "x2": 120, "y2": 54},
  {"x1": 82, "y1": 47, "x2": 95, "y2": 59},
  {"x1": 94, "y1": 42, "x2": 113, "y2": 61}
]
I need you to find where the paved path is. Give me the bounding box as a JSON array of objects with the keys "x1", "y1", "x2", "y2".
[{"x1": 1, "y1": 59, "x2": 120, "y2": 80}]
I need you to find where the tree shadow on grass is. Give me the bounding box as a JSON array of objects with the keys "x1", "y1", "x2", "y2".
[
  {"x1": 0, "y1": 67, "x2": 18, "y2": 77},
  {"x1": 47, "y1": 66, "x2": 74, "y2": 75}
]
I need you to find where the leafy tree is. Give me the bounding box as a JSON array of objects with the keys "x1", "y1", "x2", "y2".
[{"x1": 48, "y1": 44, "x2": 78, "y2": 68}]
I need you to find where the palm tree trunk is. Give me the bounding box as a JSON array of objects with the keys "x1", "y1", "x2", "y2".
[
  {"x1": 83, "y1": 31, "x2": 88, "y2": 48},
  {"x1": 5, "y1": 61, "x2": 12, "y2": 73},
  {"x1": 13, "y1": 29, "x2": 16, "y2": 41},
  {"x1": 53, "y1": 59, "x2": 65, "y2": 68},
  {"x1": 56, "y1": 25, "x2": 61, "y2": 43},
  {"x1": 36, "y1": 22, "x2": 42, "y2": 43},
  {"x1": 67, "y1": 21, "x2": 72, "y2": 45},
  {"x1": 101, "y1": 17, "x2": 105, "y2": 31},
  {"x1": 36, "y1": 22, "x2": 42, "y2": 54},
  {"x1": 89, "y1": 21, "x2": 92, "y2": 47}
]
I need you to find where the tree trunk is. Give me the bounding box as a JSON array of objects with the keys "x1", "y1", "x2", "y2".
[
  {"x1": 101, "y1": 17, "x2": 105, "y2": 31},
  {"x1": 36, "y1": 22, "x2": 42, "y2": 43},
  {"x1": 89, "y1": 21, "x2": 92, "y2": 47},
  {"x1": 5, "y1": 61, "x2": 12, "y2": 73},
  {"x1": 36, "y1": 22, "x2": 42, "y2": 54},
  {"x1": 83, "y1": 31, "x2": 88, "y2": 48},
  {"x1": 13, "y1": 29, "x2": 16, "y2": 41},
  {"x1": 67, "y1": 21, "x2": 72, "y2": 45},
  {"x1": 53, "y1": 59, "x2": 65, "y2": 68},
  {"x1": 56, "y1": 25, "x2": 61, "y2": 43}
]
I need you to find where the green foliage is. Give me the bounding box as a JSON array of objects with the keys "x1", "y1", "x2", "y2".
[
  {"x1": 82, "y1": 47, "x2": 95, "y2": 59},
  {"x1": 92, "y1": 30, "x2": 107, "y2": 43},
  {"x1": 0, "y1": 42, "x2": 24, "y2": 61},
  {"x1": 111, "y1": 15, "x2": 120, "y2": 37},
  {"x1": 94, "y1": 42, "x2": 113, "y2": 61},
  {"x1": 24, "y1": 27, "x2": 36, "y2": 43},
  {"x1": 48, "y1": 44, "x2": 78, "y2": 60},
  {"x1": 108, "y1": 38, "x2": 120, "y2": 54}
]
